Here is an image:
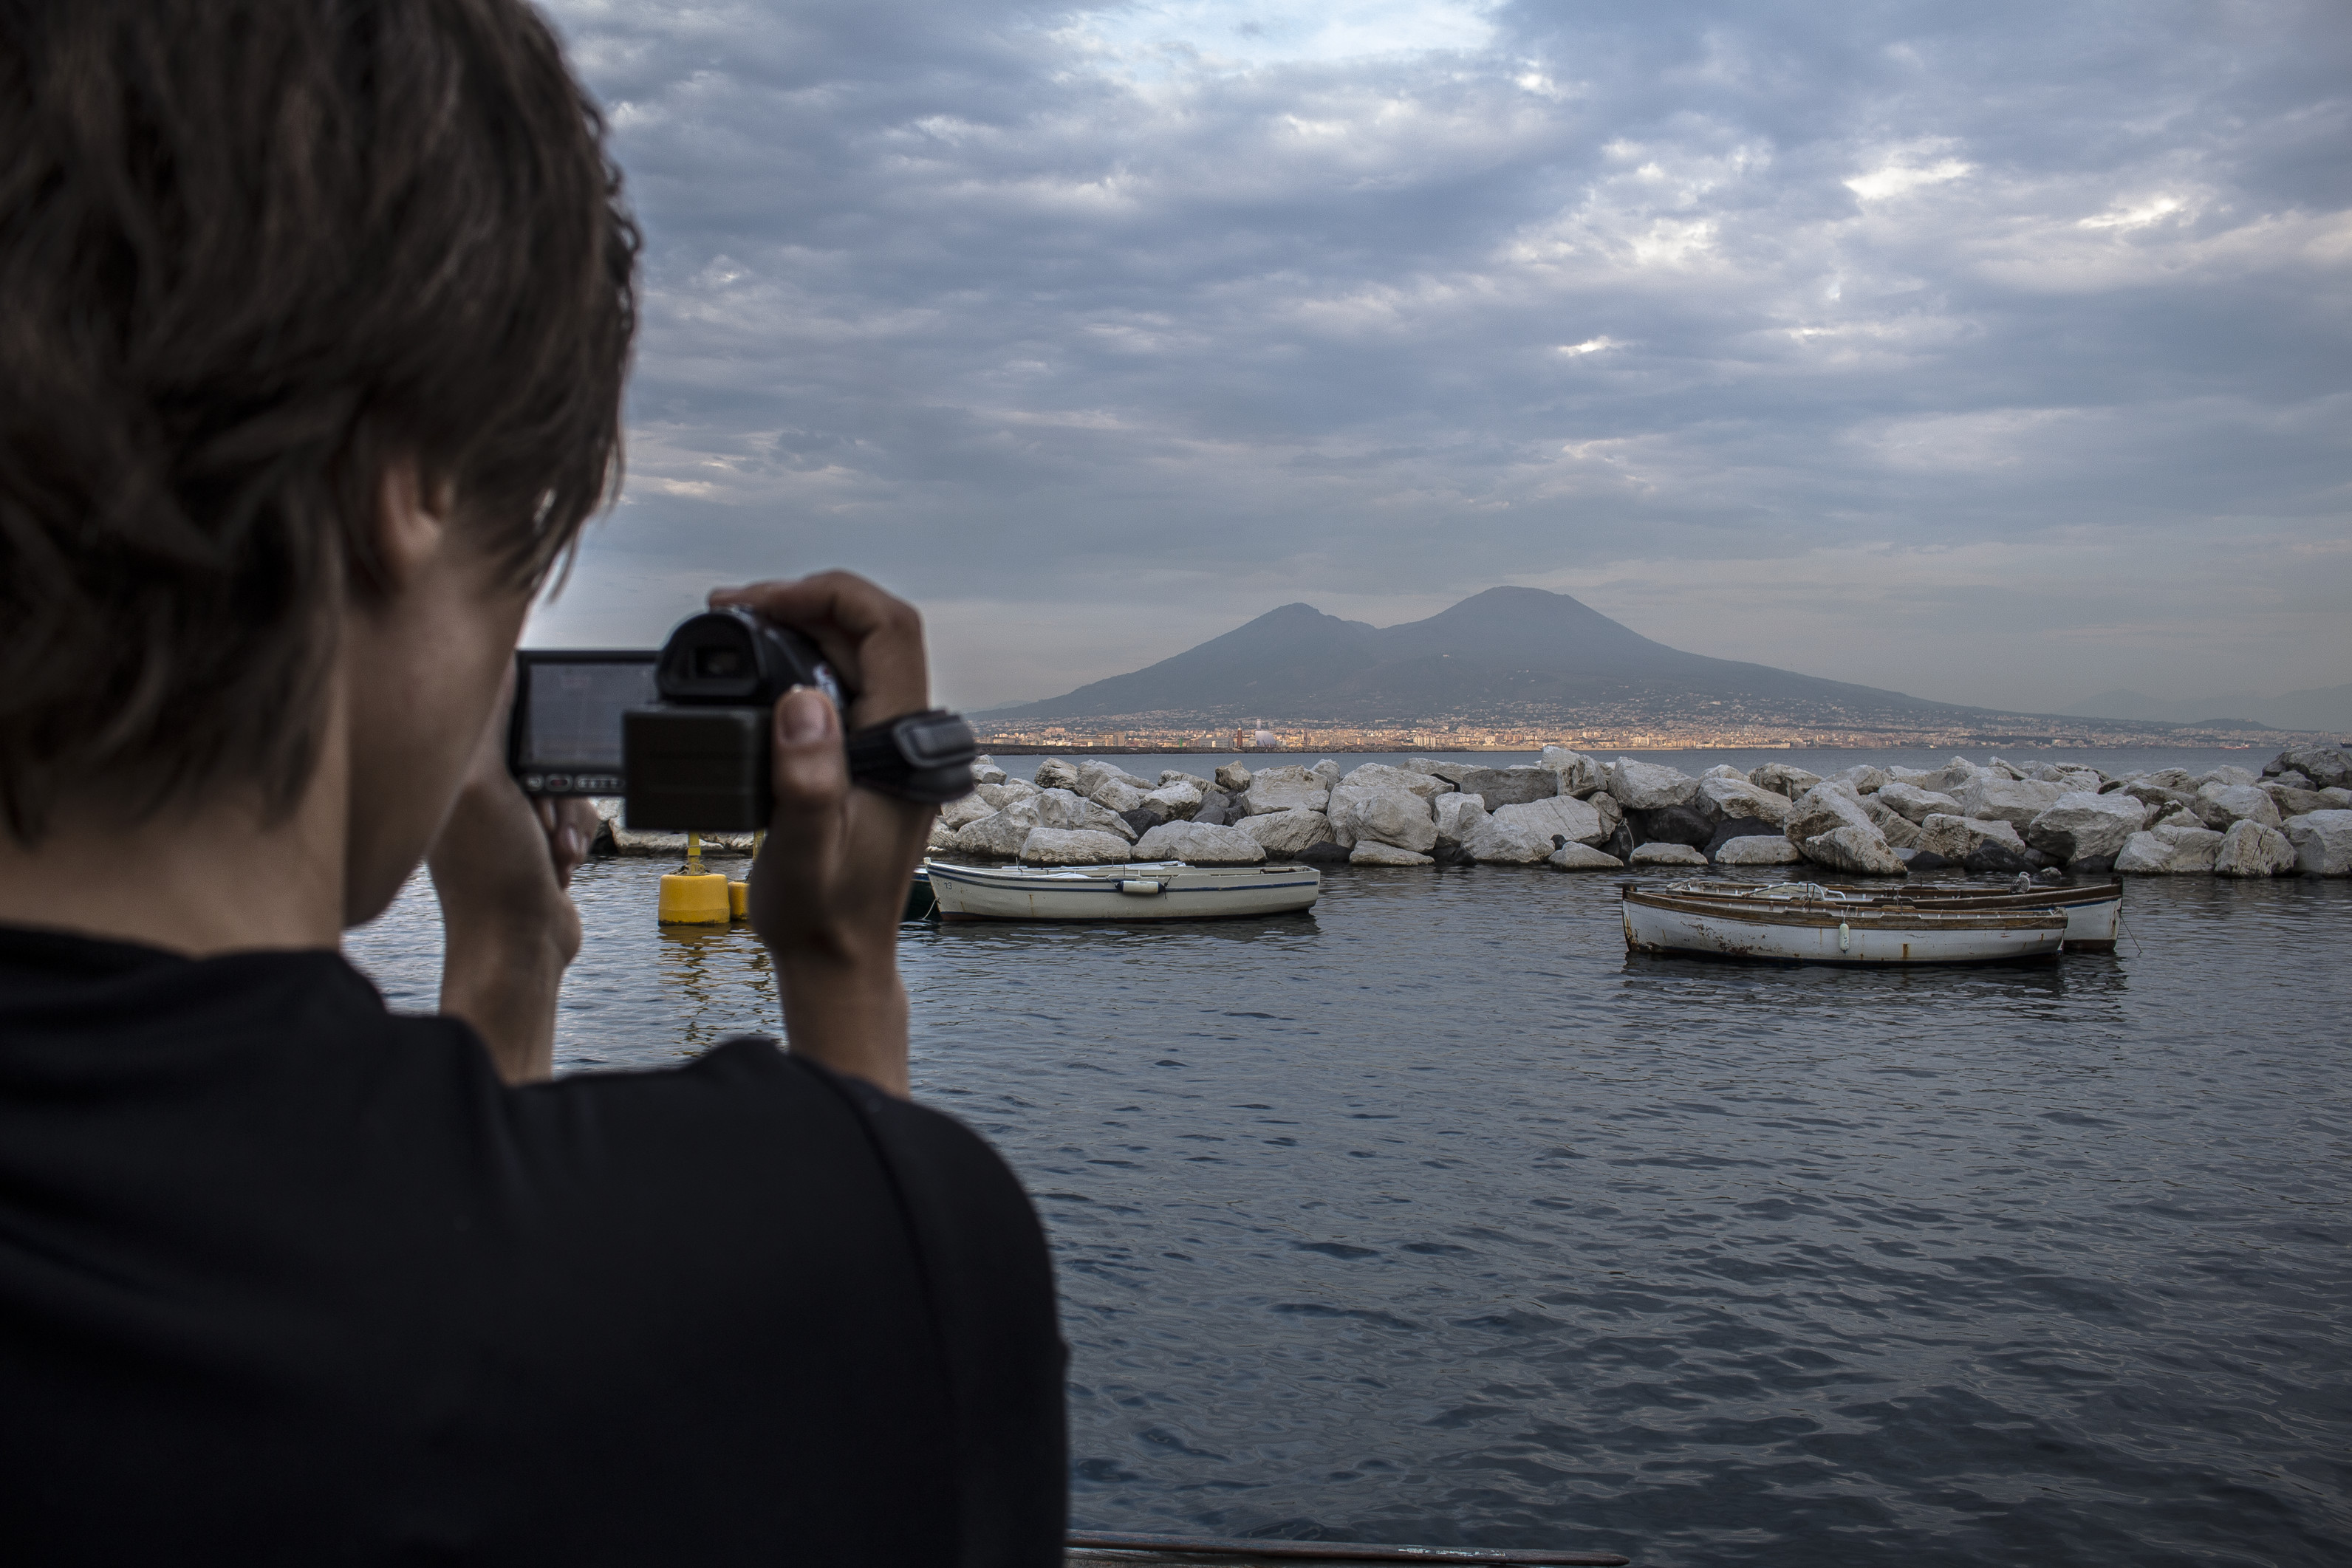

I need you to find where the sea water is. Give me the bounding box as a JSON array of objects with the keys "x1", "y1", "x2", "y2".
[{"x1": 344, "y1": 749, "x2": 2352, "y2": 1567}]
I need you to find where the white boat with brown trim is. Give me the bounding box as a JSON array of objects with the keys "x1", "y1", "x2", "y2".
[
  {"x1": 926, "y1": 860, "x2": 1321, "y2": 922},
  {"x1": 1621, "y1": 881, "x2": 2065, "y2": 966},
  {"x1": 1842, "y1": 880, "x2": 2122, "y2": 952},
  {"x1": 1664, "y1": 878, "x2": 2124, "y2": 953}
]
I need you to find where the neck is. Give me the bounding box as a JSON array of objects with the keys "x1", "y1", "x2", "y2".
[{"x1": 0, "y1": 731, "x2": 351, "y2": 959}]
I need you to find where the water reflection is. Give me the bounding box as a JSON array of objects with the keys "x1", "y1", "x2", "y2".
[
  {"x1": 339, "y1": 855, "x2": 2352, "y2": 1568},
  {"x1": 652, "y1": 925, "x2": 777, "y2": 1055}
]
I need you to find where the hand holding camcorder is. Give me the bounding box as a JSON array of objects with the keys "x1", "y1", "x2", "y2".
[{"x1": 508, "y1": 606, "x2": 975, "y2": 830}]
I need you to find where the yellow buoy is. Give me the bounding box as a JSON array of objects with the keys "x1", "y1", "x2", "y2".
[
  {"x1": 728, "y1": 880, "x2": 749, "y2": 921},
  {"x1": 658, "y1": 871, "x2": 731, "y2": 925}
]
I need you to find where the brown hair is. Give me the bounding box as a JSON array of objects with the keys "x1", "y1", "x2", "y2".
[{"x1": 0, "y1": 0, "x2": 638, "y2": 843}]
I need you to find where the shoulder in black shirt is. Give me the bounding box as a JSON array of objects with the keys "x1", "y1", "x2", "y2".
[{"x1": 0, "y1": 923, "x2": 1067, "y2": 1566}]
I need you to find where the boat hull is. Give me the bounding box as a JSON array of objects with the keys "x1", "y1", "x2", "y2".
[
  {"x1": 1623, "y1": 890, "x2": 2065, "y2": 966},
  {"x1": 904, "y1": 866, "x2": 938, "y2": 922},
  {"x1": 927, "y1": 860, "x2": 1321, "y2": 922},
  {"x1": 1700, "y1": 880, "x2": 2124, "y2": 953},
  {"x1": 1860, "y1": 882, "x2": 2121, "y2": 952}
]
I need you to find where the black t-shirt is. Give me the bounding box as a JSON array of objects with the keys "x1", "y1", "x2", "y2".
[{"x1": 0, "y1": 923, "x2": 1066, "y2": 1564}]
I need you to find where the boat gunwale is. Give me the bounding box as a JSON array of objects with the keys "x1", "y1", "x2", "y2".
[
  {"x1": 1638, "y1": 879, "x2": 2119, "y2": 913},
  {"x1": 1622, "y1": 889, "x2": 2066, "y2": 933},
  {"x1": 1814, "y1": 880, "x2": 2122, "y2": 908},
  {"x1": 925, "y1": 860, "x2": 1321, "y2": 894}
]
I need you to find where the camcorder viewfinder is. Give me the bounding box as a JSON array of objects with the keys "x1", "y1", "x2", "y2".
[{"x1": 509, "y1": 607, "x2": 977, "y2": 832}]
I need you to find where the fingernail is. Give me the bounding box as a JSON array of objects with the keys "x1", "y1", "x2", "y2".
[{"x1": 780, "y1": 685, "x2": 829, "y2": 742}]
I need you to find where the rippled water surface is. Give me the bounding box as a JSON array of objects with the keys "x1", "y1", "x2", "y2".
[{"x1": 346, "y1": 753, "x2": 2352, "y2": 1568}]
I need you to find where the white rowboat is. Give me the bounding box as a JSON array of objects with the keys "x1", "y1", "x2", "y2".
[
  {"x1": 1659, "y1": 878, "x2": 2123, "y2": 954},
  {"x1": 926, "y1": 860, "x2": 1321, "y2": 922},
  {"x1": 1621, "y1": 882, "x2": 2065, "y2": 966}
]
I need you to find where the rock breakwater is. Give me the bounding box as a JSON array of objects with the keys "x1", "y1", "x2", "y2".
[{"x1": 918, "y1": 744, "x2": 2352, "y2": 879}]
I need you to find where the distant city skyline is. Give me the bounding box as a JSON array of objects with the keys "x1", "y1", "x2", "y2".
[{"x1": 527, "y1": 0, "x2": 2351, "y2": 718}]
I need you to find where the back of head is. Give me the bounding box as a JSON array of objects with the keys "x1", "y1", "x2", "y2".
[{"x1": 0, "y1": 0, "x2": 637, "y2": 844}]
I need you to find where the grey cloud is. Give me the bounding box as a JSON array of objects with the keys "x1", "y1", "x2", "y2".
[{"x1": 532, "y1": 0, "x2": 2351, "y2": 714}]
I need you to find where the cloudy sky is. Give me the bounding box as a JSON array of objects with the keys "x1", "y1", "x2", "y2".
[{"x1": 530, "y1": 0, "x2": 2351, "y2": 716}]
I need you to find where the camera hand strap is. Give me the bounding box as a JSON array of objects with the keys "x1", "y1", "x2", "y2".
[{"x1": 844, "y1": 710, "x2": 979, "y2": 804}]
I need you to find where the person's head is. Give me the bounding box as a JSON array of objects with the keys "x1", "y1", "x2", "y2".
[{"x1": 0, "y1": 0, "x2": 637, "y2": 920}]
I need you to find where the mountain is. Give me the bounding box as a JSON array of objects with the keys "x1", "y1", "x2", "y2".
[
  {"x1": 994, "y1": 586, "x2": 1990, "y2": 726},
  {"x1": 2063, "y1": 690, "x2": 2275, "y2": 728},
  {"x1": 2065, "y1": 683, "x2": 2352, "y2": 732}
]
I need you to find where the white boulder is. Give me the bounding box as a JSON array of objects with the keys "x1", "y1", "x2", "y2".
[
  {"x1": 1783, "y1": 781, "x2": 1877, "y2": 843},
  {"x1": 1957, "y1": 775, "x2": 2068, "y2": 829},
  {"x1": 1749, "y1": 762, "x2": 1823, "y2": 801},
  {"x1": 1630, "y1": 842, "x2": 1708, "y2": 867},
  {"x1": 938, "y1": 791, "x2": 1000, "y2": 830},
  {"x1": 2023, "y1": 791, "x2": 2145, "y2": 865},
  {"x1": 1860, "y1": 795, "x2": 1922, "y2": 849},
  {"x1": 1140, "y1": 781, "x2": 1204, "y2": 821},
  {"x1": 1548, "y1": 842, "x2": 1626, "y2": 871},
  {"x1": 1310, "y1": 758, "x2": 1343, "y2": 789},
  {"x1": 1539, "y1": 747, "x2": 1606, "y2": 798},
  {"x1": 1909, "y1": 759, "x2": 1982, "y2": 795},
  {"x1": 1875, "y1": 782, "x2": 1963, "y2": 825},
  {"x1": 1131, "y1": 820, "x2": 1268, "y2": 865},
  {"x1": 1077, "y1": 760, "x2": 1152, "y2": 812},
  {"x1": 1350, "y1": 841, "x2": 1434, "y2": 866},
  {"x1": 1432, "y1": 793, "x2": 1489, "y2": 855},
  {"x1": 975, "y1": 779, "x2": 1039, "y2": 809},
  {"x1": 1340, "y1": 763, "x2": 1452, "y2": 801},
  {"x1": 2284, "y1": 809, "x2": 2352, "y2": 876},
  {"x1": 2115, "y1": 827, "x2": 2221, "y2": 874},
  {"x1": 2266, "y1": 784, "x2": 2333, "y2": 819},
  {"x1": 1604, "y1": 759, "x2": 1701, "y2": 811},
  {"x1": 2275, "y1": 746, "x2": 2351, "y2": 789},
  {"x1": 2192, "y1": 765, "x2": 2260, "y2": 790},
  {"x1": 1451, "y1": 765, "x2": 1557, "y2": 807},
  {"x1": 1034, "y1": 759, "x2": 1080, "y2": 791},
  {"x1": 1237, "y1": 808, "x2": 1336, "y2": 857},
  {"x1": 1238, "y1": 765, "x2": 1332, "y2": 816},
  {"x1": 1081, "y1": 776, "x2": 1148, "y2": 814},
  {"x1": 2195, "y1": 783, "x2": 2282, "y2": 831},
  {"x1": 2027, "y1": 761, "x2": 2104, "y2": 791},
  {"x1": 1329, "y1": 784, "x2": 1437, "y2": 854},
  {"x1": 1698, "y1": 776, "x2": 1791, "y2": 829},
  {"x1": 1914, "y1": 814, "x2": 2027, "y2": 863},
  {"x1": 2212, "y1": 820, "x2": 2297, "y2": 877},
  {"x1": 1214, "y1": 761, "x2": 1252, "y2": 793},
  {"x1": 1801, "y1": 824, "x2": 1907, "y2": 877},
  {"x1": 1019, "y1": 826, "x2": 1137, "y2": 866},
  {"x1": 1497, "y1": 795, "x2": 1612, "y2": 847},
  {"x1": 952, "y1": 798, "x2": 1044, "y2": 857},
  {"x1": 1036, "y1": 787, "x2": 1138, "y2": 841},
  {"x1": 1458, "y1": 795, "x2": 1607, "y2": 864},
  {"x1": 970, "y1": 755, "x2": 1008, "y2": 787},
  {"x1": 1826, "y1": 764, "x2": 1890, "y2": 794},
  {"x1": 1713, "y1": 835, "x2": 1802, "y2": 866}
]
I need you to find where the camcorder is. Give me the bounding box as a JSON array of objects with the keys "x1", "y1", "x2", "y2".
[{"x1": 509, "y1": 608, "x2": 976, "y2": 831}]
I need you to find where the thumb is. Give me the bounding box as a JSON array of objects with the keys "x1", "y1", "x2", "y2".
[{"x1": 763, "y1": 685, "x2": 846, "y2": 847}]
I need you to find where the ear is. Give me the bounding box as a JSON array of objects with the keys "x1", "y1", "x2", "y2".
[{"x1": 374, "y1": 458, "x2": 454, "y2": 590}]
